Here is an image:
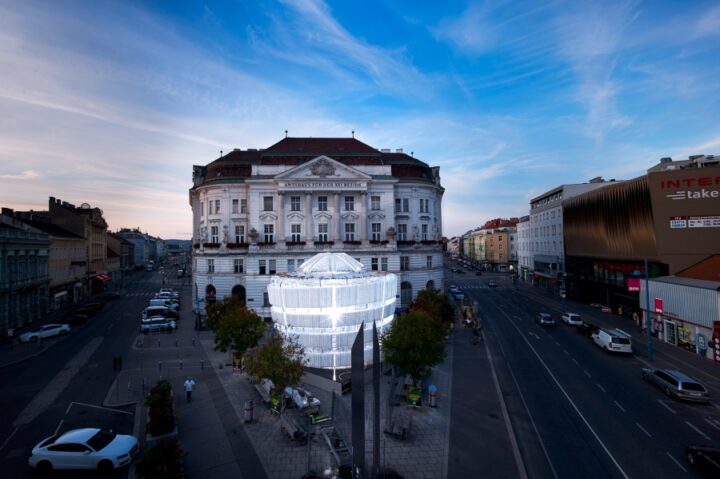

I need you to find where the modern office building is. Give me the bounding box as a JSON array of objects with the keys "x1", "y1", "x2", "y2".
[{"x1": 189, "y1": 136, "x2": 444, "y2": 318}]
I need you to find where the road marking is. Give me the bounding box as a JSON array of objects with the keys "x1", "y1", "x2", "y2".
[
  {"x1": 572, "y1": 358, "x2": 579, "y2": 365},
  {"x1": 636, "y1": 423, "x2": 652, "y2": 437},
  {"x1": 554, "y1": 340, "x2": 560, "y2": 346},
  {"x1": 54, "y1": 419, "x2": 64, "y2": 435},
  {"x1": 596, "y1": 383, "x2": 606, "y2": 393},
  {"x1": 0, "y1": 428, "x2": 18, "y2": 453},
  {"x1": 66, "y1": 401, "x2": 133, "y2": 415},
  {"x1": 583, "y1": 370, "x2": 591, "y2": 378},
  {"x1": 705, "y1": 418, "x2": 720, "y2": 431},
  {"x1": 657, "y1": 399, "x2": 676, "y2": 414},
  {"x1": 614, "y1": 401, "x2": 626, "y2": 413},
  {"x1": 685, "y1": 421, "x2": 711, "y2": 440},
  {"x1": 528, "y1": 332, "x2": 541, "y2": 340},
  {"x1": 563, "y1": 349, "x2": 569, "y2": 355},
  {"x1": 666, "y1": 452, "x2": 687, "y2": 473}
]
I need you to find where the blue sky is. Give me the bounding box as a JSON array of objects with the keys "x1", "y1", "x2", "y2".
[{"x1": 1, "y1": 0, "x2": 718, "y2": 238}]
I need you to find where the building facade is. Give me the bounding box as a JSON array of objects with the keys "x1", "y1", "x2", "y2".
[
  {"x1": 189, "y1": 137, "x2": 444, "y2": 317},
  {"x1": 517, "y1": 216, "x2": 532, "y2": 281}
]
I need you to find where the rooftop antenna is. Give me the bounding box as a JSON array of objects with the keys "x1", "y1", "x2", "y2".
[
  {"x1": 411, "y1": 151, "x2": 414, "y2": 157},
  {"x1": 352, "y1": 130, "x2": 355, "y2": 138},
  {"x1": 285, "y1": 130, "x2": 288, "y2": 138},
  {"x1": 220, "y1": 150, "x2": 223, "y2": 157}
]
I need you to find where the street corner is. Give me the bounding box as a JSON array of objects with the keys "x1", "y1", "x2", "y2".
[{"x1": 103, "y1": 369, "x2": 149, "y2": 408}]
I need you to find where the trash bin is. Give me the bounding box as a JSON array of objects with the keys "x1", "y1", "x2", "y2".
[
  {"x1": 428, "y1": 384, "x2": 438, "y2": 408},
  {"x1": 244, "y1": 400, "x2": 254, "y2": 423}
]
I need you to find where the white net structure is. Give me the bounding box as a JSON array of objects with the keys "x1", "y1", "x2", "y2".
[{"x1": 267, "y1": 253, "x2": 397, "y2": 377}]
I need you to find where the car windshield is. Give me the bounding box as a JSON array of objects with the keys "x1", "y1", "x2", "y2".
[
  {"x1": 612, "y1": 337, "x2": 631, "y2": 344},
  {"x1": 86, "y1": 430, "x2": 116, "y2": 451},
  {"x1": 681, "y1": 382, "x2": 706, "y2": 392}
]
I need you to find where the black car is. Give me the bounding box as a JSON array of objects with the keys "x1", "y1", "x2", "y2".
[
  {"x1": 577, "y1": 321, "x2": 599, "y2": 338},
  {"x1": 475, "y1": 271, "x2": 482, "y2": 276},
  {"x1": 686, "y1": 445, "x2": 720, "y2": 476}
]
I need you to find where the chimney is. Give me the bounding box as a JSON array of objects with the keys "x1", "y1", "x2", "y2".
[
  {"x1": 659, "y1": 157, "x2": 672, "y2": 163},
  {"x1": 380, "y1": 148, "x2": 391, "y2": 153},
  {"x1": 396, "y1": 148, "x2": 403, "y2": 153}
]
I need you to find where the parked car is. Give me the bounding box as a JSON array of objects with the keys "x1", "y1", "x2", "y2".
[
  {"x1": 561, "y1": 313, "x2": 583, "y2": 326},
  {"x1": 142, "y1": 306, "x2": 178, "y2": 320},
  {"x1": 535, "y1": 313, "x2": 555, "y2": 326},
  {"x1": 155, "y1": 292, "x2": 180, "y2": 304},
  {"x1": 642, "y1": 368, "x2": 710, "y2": 403},
  {"x1": 149, "y1": 298, "x2": 179, "y2": 311},
  {"x1": 284, "y1": 386, "x2": 321, "y2": 410},
  {"x1": 158, "y1": 288, "x2": 180, "y2": 299},
  {"x1": 488, "y1": 281, "x2": 497, "y2": 288},
  {"x1": 686, "y1": 444, "x2": 720, "y2": 475},
  {"x1": 28, "y1": 428, "x2": 138, "y2": 473},
  {"x1": 140, "y1": 318, "x2": 177, "y2": 334},
  {"x1": 19, "y1": 324, "x2": 71, "y2": 343},
  {"x1": 591, "y1": 329, "x2": 632, "y2": 354}
]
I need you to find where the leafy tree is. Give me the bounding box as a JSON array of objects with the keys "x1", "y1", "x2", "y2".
[
  {"x1": 382, "y1": 311, "x2": 446, "y2": 385},
  {"x1": 243, "y1": 333, "x2": 306, "y2": 393},
  {"x1": 411, "y1": 288, "x2": 455, "y2": 329},
  {"x1": 212, "y1": 299, "x2": 267, "y2": 356}
]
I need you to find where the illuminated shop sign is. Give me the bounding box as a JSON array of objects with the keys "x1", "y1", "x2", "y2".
[{"x1": 667, "y1": 215, "x2": 720, "y2": 229}]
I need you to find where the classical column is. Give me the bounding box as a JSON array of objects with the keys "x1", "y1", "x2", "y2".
[
  {"x1": 359, "y1": 192, "x2": 367, "y2": 242},
  {"x1": 305, "y1": 193, "x2": 313, "y2": 242},
  {"x1": 278, "y1": 192, "x2": 285, "y2": 243},
  {"x1": 334, "y1": 192, "x2": 341, "y2": 242}
]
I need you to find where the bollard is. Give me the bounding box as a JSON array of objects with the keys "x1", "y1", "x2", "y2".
[
  {"x1": 244, "y1": 400, "x2": 254, "y2": 423},
  {"x1": 428, "y1": 384, "x2": 438, "y2": 408}
]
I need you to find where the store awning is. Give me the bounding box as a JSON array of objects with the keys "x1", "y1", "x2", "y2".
[{"x1": 94, "y1": 274, "x2": 112, "y2": 282}]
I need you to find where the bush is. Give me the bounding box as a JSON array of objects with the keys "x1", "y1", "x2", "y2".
[
  {"x1": 137, "y1": 439, "x2": 183, "y2": 479},
  {"x1": 145, "y1": 380, "x2": 175, "y2": 436}
]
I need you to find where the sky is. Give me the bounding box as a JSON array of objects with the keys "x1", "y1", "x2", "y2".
[{"x1": 0, "y1": 0, "x2": 719, "y2": 239}]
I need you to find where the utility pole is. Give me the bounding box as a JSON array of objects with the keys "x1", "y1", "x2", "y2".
[{"x1": 644, "y1": 258, "x2": 653, "y2": 361}]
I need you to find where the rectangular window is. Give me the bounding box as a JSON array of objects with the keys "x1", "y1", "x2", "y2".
[
  {"x1": 264, "y1": 224, "x2": 274, "y2": 243},
  {"x1": 263, "y1": 196, "x2": 273, "y2": 212},
  {"x1": 426, "y1": 256, "x2": 432, "y2": 269},
  {"x1": 421, "y1": 224, "x2": 428, "y2": 241},
  {"x1": 269, "y1": 260, "x2": 276, "y2": 274},
  {"x1": 259, "y1": 259, "x2": 266, "y2": 275},
  {"x1": 402, "y1": 198, "x2": 409, "y2": 212},
  {"x1": 419, "y1": 198, "x2": 429, "y2": 213},
  {"x1": 235, "y1": 225, "x2": 245, "y2": 243},
  {"x1": 207, "y1": 259, "x2": 214, "y2": 273},
  {"x1": 371, "y1": 223, "x2": 382, "y2": 241},
  {"x1": 400, "y1": 256, "x2": 409, "y2": 271},
  {"x1": 234, "y1": 259, "x2": 243, "y2": 273},
  {"x1": 318, "y1": 196, "x2": 328, "y2": 211},
  {"x1": 232, "y1": 199, "x2": 239, "y2": 214},
  {"x1": 397, "y1": 224, "x2": 407, "y2": 241},
  {"x1": 318, "y1": 223, "x2": 328, "y2": 242},
  {"x1": 290, "y1": 196, "x2": 301, "y2": 212},
  {"x1": 215, "y1": 200, "x2": 220, "y2": 215},
  {"x1": 371, "y1": 196, "x2": 381, "y2": 211},
  {"x1": 381, "y1": 258, "x2": 388, "y2": 272},
  {"x1": 200, "y1": 201, "x2": 204, "y2": 217},
  {"x1": 395, "y1": 198, "x2": 401, "y2": 213},
  {"x1": 288, "y1": 259, "x2": 295, "y2": 272},
  {"x1": 240, "y1": 199, "x2": 247, "y2": 214},
  {"x1": 210, "y1": 226, "x2": 219, "y2": 243},
  {"x1": 371, "y1": 258, "x2": 378, "y2": 271},
  {"x1": 291, "y1": 224, "x2": 301, "y2": 242},
  {"x1": 345, "y1": 223, "x2": 355, "y2": 241},
  {"x1": 208, "y1": 201, "x2": 212, "y2": 216},
  {"x1": 298, "y1": 259, "x2": 304, "y2": 267},
  {"x1": 344, "y1": 196, "x2": 354, "y2": 211},
  {"x1": 263, "y1": 292, "x2": 270, "y2": 307}
]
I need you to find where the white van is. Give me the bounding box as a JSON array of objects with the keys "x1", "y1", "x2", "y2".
[{"x1": 591, "y1": 328, "x2": 632, "y2": 354}]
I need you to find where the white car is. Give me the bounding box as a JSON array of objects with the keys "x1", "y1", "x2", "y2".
[
  {"x1": 28, "y1": 428, "x2": 138, "y2": 473},
  {"x1": 591, "y1": 329, "x2": 633, "y2": 354},
  {"x1": 19, "y1": 323, "x2": 70, "y2": 343},
  {"x1": 561, "y1": 313, "x2": 583, "y2": 326},
  {"x1": 284, "y1": 386, "x2": 321, "y2": 410}
]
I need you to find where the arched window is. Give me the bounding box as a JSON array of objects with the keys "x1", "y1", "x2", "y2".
[
  {"x1": 206, "y1": 284, "x2": 217, "y2": 305},
  {"x1": 425, "y1": 280, "x2": 435, "y2": 291},
  {"x1": 231, "y1": 284, "x2": 246, "y2": 307}
]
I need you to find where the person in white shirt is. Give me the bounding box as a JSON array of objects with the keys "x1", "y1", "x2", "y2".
[{"x1": 184, "y1": 377, "x2": 196, "y2": 402}]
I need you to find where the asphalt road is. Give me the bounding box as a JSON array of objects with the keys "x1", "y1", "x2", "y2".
[
  {"x1": 445, "y1": 262, "x2": 720, "y2": 479},
  {"x1": 0, "y1": 269, "x2": 175, "y2": 478}
]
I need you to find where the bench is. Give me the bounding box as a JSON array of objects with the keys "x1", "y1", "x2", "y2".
[{"x1": 280, "y1": 414, "x2": 307, "y2": 443}]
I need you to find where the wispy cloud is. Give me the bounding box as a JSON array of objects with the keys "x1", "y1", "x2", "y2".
[{"x1": 0, "y1": 170, "x2": 39, "y2": 180}]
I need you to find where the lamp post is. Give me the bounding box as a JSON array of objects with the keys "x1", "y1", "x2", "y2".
[{"x1": 634, "y1": 259, "x2": 653, "y2": 361}]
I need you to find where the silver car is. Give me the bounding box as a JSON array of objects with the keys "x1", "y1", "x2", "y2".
[
  {"x1": 19, "y1": 324, "x2": 70, "y2": 343},
  {"x1": 641, "y1": 368, "x2": 710, "y2": 403}
]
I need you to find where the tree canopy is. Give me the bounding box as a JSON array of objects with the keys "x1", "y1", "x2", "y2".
[
  {"x1": 382, "y1": 310, "x2": 446, "y2": 384},
  {"x1": 410, "y1": 288, "x2": 455, "y2": 329},
  {"x1": 211, "y1": 297, "x2": 267, "y2": 355},
  {"x1": 243, "y1": 333, "x2": 306, "y2": 392}
]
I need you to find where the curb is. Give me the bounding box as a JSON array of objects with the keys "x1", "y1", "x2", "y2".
[
  {"x1": 103, "y1": 376, "x2": 139, "y2": 409},
  {"x1": 129, "y1": 402, "x2": 144, "y2": 479}
]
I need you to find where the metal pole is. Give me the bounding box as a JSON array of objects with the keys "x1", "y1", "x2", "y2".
[{"x1": 645, "y1": 258, "x2": 653, "y2": 361}]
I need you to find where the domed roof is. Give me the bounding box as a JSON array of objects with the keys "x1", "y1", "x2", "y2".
[{"x1": 297, "y1": 252, "x2": 364, "y2": 274}]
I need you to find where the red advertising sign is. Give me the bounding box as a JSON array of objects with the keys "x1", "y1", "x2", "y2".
[
  {"x1": 627, "y1": 278, "x2": 640, "y2": 292},
  {"x1": 654, "y1": 298, "x2": 663, "y2": 314}
]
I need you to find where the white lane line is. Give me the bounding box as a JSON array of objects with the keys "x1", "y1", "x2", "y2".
[
  {"x1": 657, "y1": 399, "x2": 676, "y2": 414},
  {"x1": 572, "y1": 358, "x2": 579, "y2": 365},
  {"x1": 596, "y1": 383, "x2": 607, "y2": 393},
  {"x1": 0, "y1": 427, "x2": 18, "y2": 453},
  {"x1": 528, "y1": 332, "x2": 541, "y2": 340},
  {"x1": 583, "y1": 370, "x2": 591, "y2": 378},
  {"x1": 53, "y1": 419, "x2": 64, "y2": 435},
  {"x1": 685, "y1": 421, "x2": 711, "y2": 440},
  {"x1": 636, "y1": 423, "x2": 652, "y2": 437},
  {"x1": 554, "y1": 340, "x2": 560, "y2": 346},
  {"x1": 65, "y1": 402, "x2": 73, "y2": 414},
  {"x1": 563, "y1": 349, "x2": 569, "y2": 355},
  {"x1": 66, "y1": 401, "x2": 133, "y2": 415},
  {"x1": 614, "y1": 401, "x2": 626, "y2": 413},
  {"x1": 705, "y1": 418, "x2": 720, "y2": 431},
  {"x1": 666, "y1": 452, "x2": 687, "y2": 473}
]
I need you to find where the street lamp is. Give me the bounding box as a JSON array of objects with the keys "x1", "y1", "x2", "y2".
[{"x1": 633, "y1": 258, "x2": 653, "y2": 361}]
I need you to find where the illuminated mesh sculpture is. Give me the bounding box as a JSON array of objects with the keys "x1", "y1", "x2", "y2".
[{"x1": 267, "y1": 253, "x2": 397, "y2": 378}]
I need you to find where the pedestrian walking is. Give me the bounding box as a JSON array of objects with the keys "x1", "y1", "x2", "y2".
[{"x1": 184, "y1": 377, "x2": 196, "y2": 402}]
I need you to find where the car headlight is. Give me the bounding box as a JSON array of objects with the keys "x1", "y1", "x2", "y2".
[{"x1": 117, "y1": 454, "x2": 129, "y2": 460}]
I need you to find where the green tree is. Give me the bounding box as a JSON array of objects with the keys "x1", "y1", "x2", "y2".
[
  {"x1": 411, "y1": 288, "x2": 455, "y2": 329},
  {"x1": 382, "y1": 311, "x2": 446, "y2": 385},
  {"x1": 243, "y1": 333, "x2": 306, "y2": 393},
  {"x1": 212, "y1": 298, "x2": 267, "y2": 356}
]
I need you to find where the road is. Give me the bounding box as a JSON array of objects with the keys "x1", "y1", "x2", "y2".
[
  {"x1": 0, "y1": 268, "x2": 179, "y2": 478},
  {"x1": 445, "y1": 262, "x2": 720, "y2": 479}
]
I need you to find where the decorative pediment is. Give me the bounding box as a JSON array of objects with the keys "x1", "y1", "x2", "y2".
[
  {"x1": 341, "y1": 212, "x2": 359, "y2": 221},
  {"x1": 314, "y1": 212, "x2": 332, "y2": 221},
  {"x1": 368, "y1": 211, "x2": 386, "y2": 220},
  {"x1": 287, "y1": 212, "x2": 305, "y2": 221},
  {"x1": 259, "y1": 212, "x2": 278, "y2": 221},
  {"x1": 275, "y1": 155, "x2": 372, "y2": 182}
]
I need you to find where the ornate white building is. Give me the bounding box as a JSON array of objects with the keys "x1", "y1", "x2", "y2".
[{"x1": 189, "y1": 137, "x2": 444, "y2": 318}]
